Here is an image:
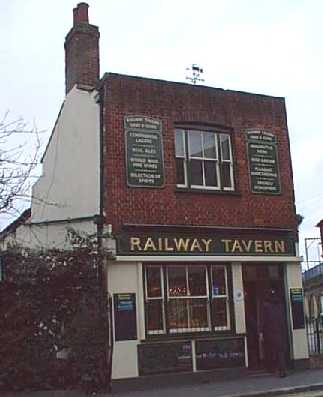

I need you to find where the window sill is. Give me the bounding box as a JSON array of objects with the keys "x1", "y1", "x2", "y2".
[
  {"x1": 175, "y1": 187, "x2": 241, "y2": 196},
  {"x1": 142, "y1": 331, "x2": 245, "y2": 342}
]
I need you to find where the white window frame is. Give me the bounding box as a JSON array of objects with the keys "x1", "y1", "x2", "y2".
[
  {"x1": 175, "y1": 129, "x2": 235, "y2": 191},
  {"x1": 211, "y1": 265, "x2": 231, "y2": 331},
  {"x1": 175, "y1": 129, "x2": 187, "y2": 188},
  {"x1": 166, "y1": 265, "x2": 211, "y2": 333},
  {"x1": 144, "y1": 264, "x2": 231, "y2": 336},
  {"x1": 219, "y1": 134, "x2": 235, "y2": 191},
  {"x1": 188, "y1": 130, "x2": 220, "y2": 190},
  {"x1": 145, "y1": 266, "x2": 166, "y2": 335}
]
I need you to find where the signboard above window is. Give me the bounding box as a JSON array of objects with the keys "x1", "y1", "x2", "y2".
[
  {"x1": 125, "y1": 116, "x2": 164, "y2": 188},
  {"x1": 246, "y1": 130, "x2": 281, "y2": 195}
]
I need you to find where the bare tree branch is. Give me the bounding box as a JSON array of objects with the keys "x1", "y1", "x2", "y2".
[{"x1": 0, "y1": 113, "x2": 43, "y2": 215}]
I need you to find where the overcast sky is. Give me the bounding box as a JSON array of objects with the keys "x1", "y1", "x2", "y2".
[{"x1": 1, "y1": 0, "x2": 322, "y2": 264}]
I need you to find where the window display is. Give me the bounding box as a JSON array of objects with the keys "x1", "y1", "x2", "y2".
[{"x1": 144, "y1": 264, "x2": 230, "y2": 335}]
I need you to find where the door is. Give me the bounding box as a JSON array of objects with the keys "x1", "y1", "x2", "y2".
[{"x1": 243, "y1": 264, "x2": 289, "y2": 371}]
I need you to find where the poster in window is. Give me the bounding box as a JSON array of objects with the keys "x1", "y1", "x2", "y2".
[
  {"x1": 290, "y1": 288, "x2": 305, "y2": 329},
  {"x1": 113, "y1": 293, "x2": 137, "y2": 341},
  {"x1": 246, "y1": 131, "x2": 281, "y2": 195},
  {"x1": 125, "y1": 116, "x2": 164, "y2": 188}
]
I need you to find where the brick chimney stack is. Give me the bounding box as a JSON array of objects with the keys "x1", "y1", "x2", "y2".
[{"x1": 64, "y1": 3, "x2": 100, "y2": 95}]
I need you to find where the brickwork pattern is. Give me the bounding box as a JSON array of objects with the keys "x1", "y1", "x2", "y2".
[
  {"x1": 102, "y1": 74, "x2": 297, "y2": 234},
  {"x1": 64, "y1": 23, "x2": 100, "y2": 94}
]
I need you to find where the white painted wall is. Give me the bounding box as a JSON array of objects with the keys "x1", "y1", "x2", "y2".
[
  {"x1": 231, "y1": 263, "x2": 246, "y2": 334},
  {"x1": 1, "y1": 86, "x2": 100, "y2": 251},
  {"x1": 0, "y1": 219, "x2": 96, "y2": 251},
  {"x1": 286, "y1": 263, "x2": 309, "y2": 360},
  {"x1": 31, "y1": 86, "x2": 100, "y2": 223},
  {"x1": 108, "y1": 262, "x2": 141, "y2": 380}
]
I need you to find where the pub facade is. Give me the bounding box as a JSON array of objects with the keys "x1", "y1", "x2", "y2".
[
  {"x1": 101, "y1": 73, "x2": 309, "y2": 378},
  {"x1": 4, "y1": 3, "x2": 307, "y2": 383}
]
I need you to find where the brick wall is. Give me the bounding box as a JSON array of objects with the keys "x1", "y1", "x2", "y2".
[
  {"x1": 102, "y1": 74, "x2": 297, "y2": 234},
  {"x1": 64, "y1": 3, "x2": 100, "y2": 94}
]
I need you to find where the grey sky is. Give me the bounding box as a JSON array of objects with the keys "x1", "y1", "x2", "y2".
[{"x1": 1, "y1": 0, "x2": 322, "y2": 263}]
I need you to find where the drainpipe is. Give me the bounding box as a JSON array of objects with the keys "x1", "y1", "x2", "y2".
[{"x1": 97, "y1": 79, "x2": 114, "y2": 392}]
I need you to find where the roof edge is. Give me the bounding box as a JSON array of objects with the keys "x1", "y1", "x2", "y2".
[{"x1": 100, "y1": 72, "x2": 286, "y2": 101}]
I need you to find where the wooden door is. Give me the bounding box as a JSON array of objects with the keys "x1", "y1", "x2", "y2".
[{"x1": 243, "y1": 264, "x2": 288, "y2": 371}]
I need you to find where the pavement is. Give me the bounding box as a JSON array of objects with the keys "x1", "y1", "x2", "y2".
[
  {"x1": 112, "y1": 369, "x2": 323, "y2": 397},
  {"x1": 2, "y1": 368, "x2": 323, "y2": 397},
  {"x1": 109, "y1": 368, "x2": 323, "y2": 397}
]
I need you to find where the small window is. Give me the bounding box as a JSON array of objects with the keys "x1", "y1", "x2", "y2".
[{"x1": 175, "y1": 128, "x2": 234, "y2": 191}]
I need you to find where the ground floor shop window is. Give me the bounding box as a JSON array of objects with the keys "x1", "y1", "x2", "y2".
[{"x1": 144, "y1": 264, "x2": 231, "y2": 335}]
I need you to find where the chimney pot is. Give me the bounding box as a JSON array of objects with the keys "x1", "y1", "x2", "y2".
[{"x1": 73, "y1": 2, "x2": 89, "y2": 25}]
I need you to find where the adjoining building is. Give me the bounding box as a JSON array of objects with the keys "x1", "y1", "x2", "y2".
[
  {"x1": 317, "y1": 220, "x2": 323, "y2": 252},
  {"x1": 303, "y1": 220, "x2": 323, "y2": 355},
  {"x1": 303, "y1": 220, "x2": 323, "y2": 321},
  {"x1": 1, "y1": 2, "x2": 308, "y2": 382}
]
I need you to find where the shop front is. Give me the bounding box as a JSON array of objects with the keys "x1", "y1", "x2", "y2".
[{"x1": 107, "y1": 225, "x2": 307, "y2": 380}]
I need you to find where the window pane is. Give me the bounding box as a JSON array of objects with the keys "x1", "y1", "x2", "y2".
[
  {"x1": 203, "y1": 132, "x2": 217, "y2": 159},
  {"x1": 168, "y1": 266, "x2": 187, "y2": 296},
  {"x1": 168, "y1": 299, "x2": 188, "y2": 330},
  {"x1": 220, "y1": 134, "x2": 231, "y2": 161},
  {"x1": 189, "y1": 299, "x2": 209, "y2": 329},
  {"x1": 212, "y1": 267, "x2": 226, "y2": 295},
  {"x1": 212, "y1": 298, "x2": 228, "y2": 328},
  {"x1": 221, "y1": 163, "x2": 233, "y2": 189},
  {"x1": 190, "y1": 159, "x2": 203, "y2": 185},
  {"x1": 176, "y1": 158, "x2": 186, "y2": 185},
  {"x1": 147, "y1": 300, "x2": 164, "y2": 332},
  {"x1": 188, "y1": 267, "x2": 207, "y2": 296},
  {"x1": 175, "y1": 129, "x2": 185, "y2": 157},
  {"x1": 204, "y1": 161, "x2": 218, "y2": 187},
  {"x1": 146, "y1": 267, "x2": 162, "y2": 298},
  {"x1": 189, "y1": 131, "x2": 203, "y2": 158}
]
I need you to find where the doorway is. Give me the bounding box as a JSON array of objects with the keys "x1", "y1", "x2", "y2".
[{"x1": 243, "y1": 264, "x2": 289, "y2": 371}]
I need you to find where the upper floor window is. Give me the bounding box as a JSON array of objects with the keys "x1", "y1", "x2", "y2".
[{"x1": 175, "y1": 129, "x2": 234, "y2": 191}]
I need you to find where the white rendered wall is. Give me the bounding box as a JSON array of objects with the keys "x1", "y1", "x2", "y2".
[
  {"x1": 108, "y1": 262, "x2": 141, "y2": 380},
  {"x1": 286, "y1": 263, "x2": 309, "y2": 360},
  {"x1": 31, "y1": 86, "x2": 100, "y2": 223},
  {"x1": 231, "y1": 263, "x2": 246, "y2": 334},
  {"x1": 1, "y1": 220, "x2": 97, "y2": 250}
]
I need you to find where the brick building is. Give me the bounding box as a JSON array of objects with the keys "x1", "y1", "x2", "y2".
[{"x1": 1, "y1": 2, "x2": 308, "y2": 382}]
